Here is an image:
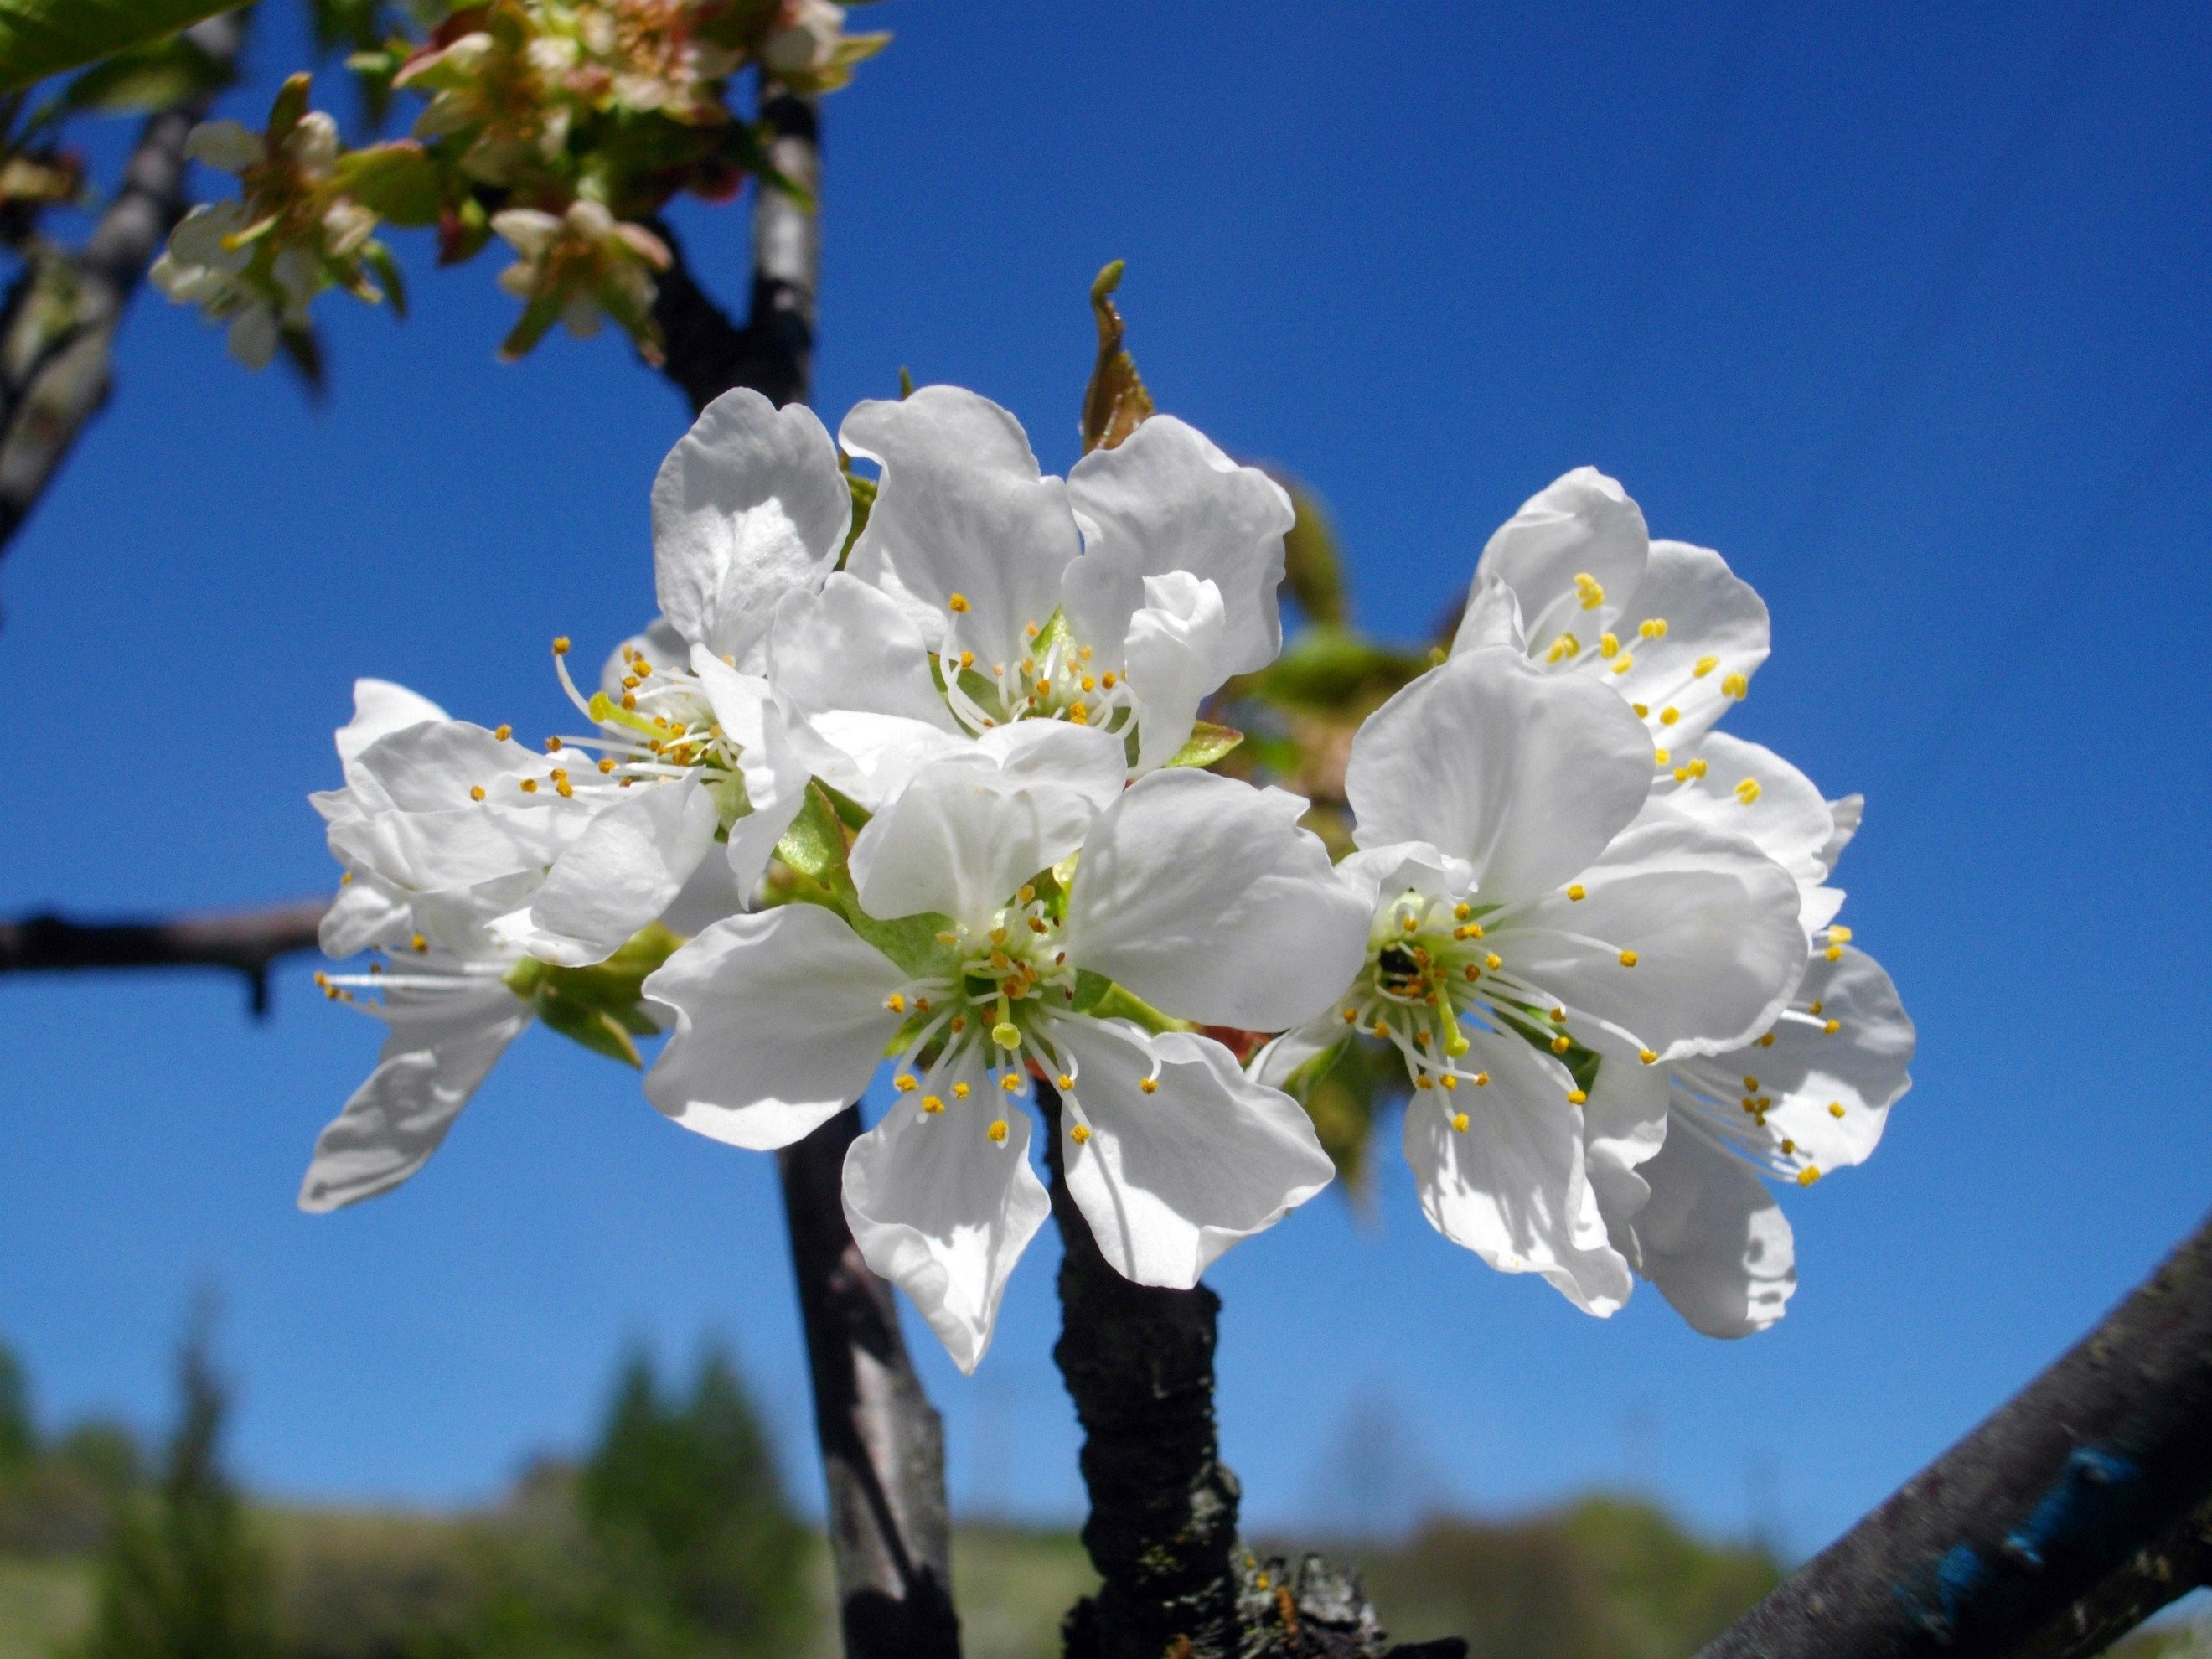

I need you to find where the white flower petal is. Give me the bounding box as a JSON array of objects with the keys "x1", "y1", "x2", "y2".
[
  {"x1": 1504, "y1": 813, "x2": 1805, "y2": 1059},
  {"x1": 1055, "y1": 1021, "x2": 1334, "y2": 1289},
  {"x1": 849, "y1": 725, "x2": 1124, "y2": 932},
  {"x1": 688, "y1": 644, "x2": 772, "y2": 751},
  {"x1": 1061, "y1": 415, "x2": 1291, "y2": 678},
  {"x1": 183, "y1": 118, "x2": 265, "y2": 173},
  {"x1": 1346, "y1": 649, "x2": 1652, "y2": 901},
  {"x1": 842, "y1": 1054, "x2": 1050, "y2": 1374},
  {"x1": 1631, "y1": 1123, "x2": 1796, "y2": 1338},
  {"x1": 643, "y1": 906, "x2": 906, "y2": 1148},
  {"x1": 652, "y1": 387, "x2": 849, "y2": 666},
  {"x1": 1064, "y1": 770, "x2": 1370, "y2": 1031},
  {"x1": 767, "y1": 571, "x2": 961, "y2": 731},
  {"x1": 318, "y1": 872, "x2": 415, "y2": 958},
  {"x1": 1123, "y1": 572, "x2": 1227, "y2": 773},
  {"x1": 1734, "y1": 945, "x2": 1913, "y2": 1174},
  {"x1": 337, "y1": 679, "x2": 449, "y2": 767},
  {"x1": 501, "y1": 777, "x2": 719, "y2": 965},
  {"x1": 1818, "y1": 793, "x2": 1864, "y2": 878},
  {"x1": 298, "y1": 992, "x2": 530, "y2": 1212},
  {"x1": 1646, "y1": 730, "x2": 1834, "y2": 892},
  {"x1": 1401, "y1": 1027, "x2": 1628, "y2": 1312},
  {"x1": 1449, "y1": 571, "x2": 1527, "y2": 656},
  {"x1": 1470, "y1": 468, "x2": 1648, "y2": 654},
  {"x1": 840, "y1": 386, "x2": 1078, "y2": 663},
  {"x1": 1605, "y1": 540, "x2": 1768, "y2": 747}
]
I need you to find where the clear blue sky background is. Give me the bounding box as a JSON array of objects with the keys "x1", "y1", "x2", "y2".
[{"x1": 2, "y1": 0, "x2": 2208, "y2": 1561}]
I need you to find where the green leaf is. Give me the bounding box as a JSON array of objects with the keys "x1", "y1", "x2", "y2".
[
  {"x1": 1166, "y1": 720, "x2": 1243, "y2": 769},
  {"x1": 1239, "y1": 625, "x2": 1429, "y2": 714},
  {"x1": 536, "y1": 994, "x2": 645, "y2": 1067},
  {"x1": 331, "y1": 140, "x2": 442, "y2": 225},
  {"x1": 0, "y1": 0, "x2": 238, "y2": 96},
  {"x1": 52, "y1": 30, "x2": 227, "y2": 114},
  {"x1": 1278, "y1": 478, "x2": 1348, "y2": 628}
]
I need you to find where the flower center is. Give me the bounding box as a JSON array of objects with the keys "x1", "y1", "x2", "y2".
[{"x1": 933, "y1": 601, "x2": 1137, "y2": 744}]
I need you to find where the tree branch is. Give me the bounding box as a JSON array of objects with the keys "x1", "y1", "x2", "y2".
[
  {"x1": 778, "y1": 1108, "x2": 959, "y2": 1659},
  {"x1": 0, "y1": 9, "x2": 246, "y2": 561},
  {"x1": 649, "y1": 83, "x2": 816, "y2": 414},
  {"x1": 0, "y1": 897, "x2": 327, "y2": 1016},
  {"x1": 1698, "y1": 1206, "x2": 2212, "y2": 1659}
]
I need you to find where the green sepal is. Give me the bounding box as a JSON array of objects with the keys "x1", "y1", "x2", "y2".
[
  {"x1": 853, "y1": 912, "x2": 960, "y2": 985},
  {"x1": 1031, "y1": 606, "x2": 1075, "y2": 661},
  {"x1": 360, "y1": 240, "x2": 406, "y2": 317},
  {"x1": 504, "y1": 923, "x2": 685, "y2": 1070},
  {"x1": 1082, "y1": 979, "x2": 1194, "y2": 1036},
  {"x1": 840, "y1": 465, "x2": 875, "y2": 565},
  {"x1": 773, "y1": 781, "x2": 854, "y2": 886},
  {"x1": 1166, "y1": 721, "x2": 1243, "y2": 769},
  {"x1": 1276, "y1": 1033, "x2": 1352, "y2": 1105},
  {"x1": 266, "y1": 70, "x2": 312, "y2": 147},
  {"x1": 331, "y1": 140, "x2": 443, "y2": 226}
]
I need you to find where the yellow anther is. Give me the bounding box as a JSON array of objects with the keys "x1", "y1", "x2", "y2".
[
  {"x1": 1024, "y1": 622, "x2": 1040, "y2": 638},
  {"x1": 894, "y1": 1075, "x2": 917, "y2": 1093},
  {"x1": 1829, "y1": 1102, "x2": 1847, "y2": 1119},
  {"x1": 469, "y1": 784, "x2": 487, "y2": 802},
  {"x1": 1101, "y1": 670, "x2": 1117, "y2": 688},
  {"x1": 1610, "y1": 654, "x2": 1634, "y2": 675},
  {"x1": 1342, "y1": 1008, "x2": 1358, "y2": 1023},
  {"x1": 550, "y1": 767, "x2": 567, "y2": 782},
  {"x1": 953, "y1": 1081, "x2": 971, "y2": 1098},
  {"x1": 1414, "y1": 1074, "x2": 1434, "y2": 1089},
  {"x1": 1639, "y1": 618, "x2": 1667, "y2": 639},
  {"x1": 885, "y1": 994, "x2": 907, "y2": 1014},
  {"x1": 1780, "y1": 1138, "x2": 1796, "y2": 1155},
  {"x1": 552, "y1": 636, "x2": 571, "y2": 655},
  {"x1": 1808, "y1": 999, "x2": 1825, "y2": 1016},
  {"x1": 958, "y1": 649, "x2": 975, "y2": 670},
  {"x1": 1824, "y1": 1018, "x2": 1842, "y2": 1034},
  {"x1": 494, "y1": 724, "x2": 513, "y2": 742},
  {"x1": 1451, "y1": 1112, "x2": 1470, "y2": 1131},
  {"x1": 1551, "y1": 1035, "x2": 1572, "y2": 1054},
  {"x1": 1693, "y1": 654, "x2": 1718, "y2": 678},
  {"x1": 1140, "y1": 1078, "x2": 1159, "y2": 1095},
  {"x1": 1687, "y1": 757, "x2": 1708, "y2": 779},
  {"x1": 1632, "y1": 703, "x2": 1650, "y2": 717},
  {"x1": 1744, "y1": 1077, "x2": 1761, "y2": 1091},
  {"x1": 1463, "y1": 964, "x2": 1480, "y2": 981},
  {"x1": 948, "y1": 592, "x2": 970, "y2": 613},
  {"x1": 1797, "y1": 1166, "x2": 1822, "y2": 1186},
  {"x1": 622, "y1": 674, "x2": 640, "y2": 690},
  {"x1": 921, "y1": 1095, "x2": 944, "y2": 1114},
  {"x1": 621, "y1": 693, "x2": 638, "y2": 711},
  {"x1": 1453, "y1": 924, "x2": 1481, "y2": 940},
  {"x1": 990, "y1": 951, "x2": 1010, "y2": 971},
  {"x1": 1619, "y1": 949, "x2": 1639, "y2": 967},
  {"x1": 633, "y1": 660, "x2": 652, "y2": 678},
  {"x1": 1568, "y1": 1089, "x2": 1587, "y2": 1105},
  {"x1": 1441, "y1": 1073, "x2": 1460, "y2": 1090},
  {"x1": 1000, "y1": 1073, "x2": 1022, "y2": 1093},
  {"x1": 1473, "y1": 1072, "x2": 1490, "y2": 1087},
  {"x1": 1545, "y1": 632, "x2": 1583, "y2": 662},
  {"x1": 1659, "y1": 706, "x2": 1680, "y2": 726},
  {"x1": 1653, "y1": 747, "x2": 1671, "y2": 767},
  {"x1": 987, "y1": 1119, "x2": 1010, "y2": 1144},
  {"x1": 950, "y1": 1015, "x2": 967, "y2": 1033},
  {"x1": 1072, "y1": 1124, "x2": 1091, "y2": 1144},
  {"x1": 1453, "y1": 902, "x2": 1472, "y2": 921},
  {"x1": 1566, "y1": 884, "x2": 1585, "y2": 902},
  {"x1": 1742, "y1": 1097, "x2": 1759, "y2": 1112},
  {"x1": 1027, "y1": 916, "x2": 1049, "y2": 934},
  {"x1": 1734, "y1": 778, "x2": 1762, "y2": 804},
  {"x1": 1673, "y1": 766, "x2": 1693, "y2": 783},
  {"x1": 1599, "y1": 633, "x2": 1620, "y2": 659},
  {"x1": 1057, "y1": 1072, "x2": 1074, "y2": 1090},
  {"x1": 519, "y1": 778, "x2": 539, "y2": 793},
  {"x1": 1067, "y1": 701, "x2": 1091, "y2": 726},
  {"x1": 1551, "y1": 1006, "x2": 1567, "y2": 1022},
  {"x1": 1723, "y1": 672, "x2": 1749, "y2": 700},
  {"x1": 556, "y1": 780, "x2": 574, "y2": 798},
  {"x1": 1485, "y1": 953, "x2": 1502, "y2": 970},
  {"x1": 915, "y1": 998, "x2": 931, "y2": 1012},
  {"x1": 410, "y1": 933, "x2": 427, "y2": 953},
  {"x1": 598, "y1": 757, "x2": 617, "y2": 774},
  {"x1": 1757, "y1": 1032, "x2": 1775, "y2": 1047},
  {"x1": 1400, "y1": 914, "x2": 1419, "y2": 933},
  {"x1": 1826, "y1": 944, "x2": 1844, "y2": 962},
  {"x1": 1574, "y1": 572, "x2": 1605, "y2": 609},
  {"x1": 1828, "y1": 925, "x2": 1853, "y2": 943},
  {"x1": 1639, "y1": 1047, "x2": 1658, "y2": 1065}
]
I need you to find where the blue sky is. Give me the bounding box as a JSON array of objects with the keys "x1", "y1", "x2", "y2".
[{"x1": 2, "y1": 0, "x2": 2208, "y2": 1563}]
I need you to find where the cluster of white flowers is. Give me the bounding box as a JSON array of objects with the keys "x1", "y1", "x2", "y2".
[{"x1": 306, "y1": 390, "x2": 1911, "y2": 1366}]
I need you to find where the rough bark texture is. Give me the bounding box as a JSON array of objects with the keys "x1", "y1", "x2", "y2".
[
  {"x1": 2011, "y1": 1497, "x2": 2212, "y2": 1659},
  {"x1": 1044, "y1": 1088, "x2": 1243, "y2": 1659},
  {"x1": 778, "y1": 1108, "x2": 960, "y2": 1659},
  {"x1": 1698, "y1": 1206, "x2": 2212, "y2": 1659},
  {"x1": 0, "y1": 10, "x2": 245, "y2": 561},
  {"x1": 649, "y1": 85, "x2": 815, "y2": 416},
  {"x1": 0, "y1": 898, "x2": 326, "y2": 1016}
]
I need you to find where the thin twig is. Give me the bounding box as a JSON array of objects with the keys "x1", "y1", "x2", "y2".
[{"x1": 0, "y1": 898, "x2": 328, "y2": 1016}]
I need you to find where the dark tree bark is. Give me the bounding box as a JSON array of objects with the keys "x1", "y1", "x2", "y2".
[
  {"x1": 778, "y1": 1108, "x2": 959, "y2": 1659},
  {"x1": 0, "y1": 899, "x2": 326, "y2": 1016},
  {"x1": 1043, "y1": 1085, "x2": 1246, "y2": 1659},
  {"x1": 0, "y1": 10, "x2": 245, "y2": 561},
  {"x1": 1698, "y1": 1205, "x2": 2212, "y2": 1659}
]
